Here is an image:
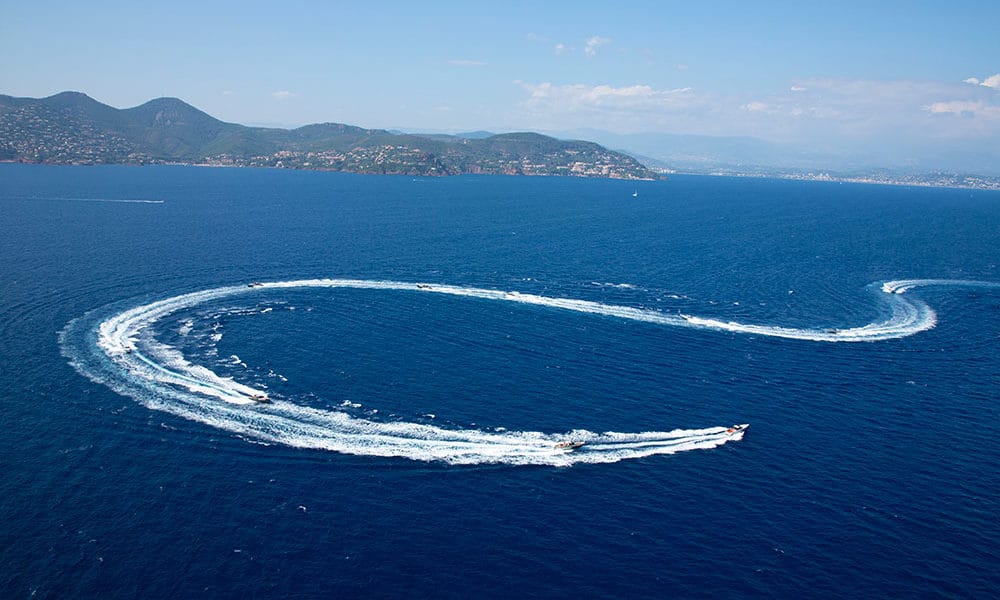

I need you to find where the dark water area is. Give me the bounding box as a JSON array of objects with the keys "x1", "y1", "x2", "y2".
[{"x1": 2, "y1": 164, "x2": 998, "y2": 598}]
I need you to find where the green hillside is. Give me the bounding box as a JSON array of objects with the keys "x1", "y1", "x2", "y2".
[{"x1": 0, "y1": 92, "x2": 659, "y2": 179}]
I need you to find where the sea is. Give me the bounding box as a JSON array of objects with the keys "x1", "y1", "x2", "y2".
[{"x1": 1, "y1": 163, "x2": 998, "y2": 598}]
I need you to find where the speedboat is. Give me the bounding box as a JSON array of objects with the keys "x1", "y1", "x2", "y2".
[
  {"x1": 249, "y1": 393, "x2": 270, "y2": 403},
  {"x1": 554, "y1": 441, "x2": 584, "y2": 450},
  {"x1": 247, "y1": 282, "x2": 263, "y2": 288},
  {"x1": 725, "y1": 424, "x2": 749, "y2": 435},
  {"x1": 416, "y1": 284, "x2": 431, "y2": 289}
]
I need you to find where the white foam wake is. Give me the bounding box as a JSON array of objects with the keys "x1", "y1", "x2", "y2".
[
  {"x1": 881, "y1": 278, "x2": 1000, "y2": 295},
  {"x1": 61, "y1": 277, "x2": 991, "y2": 465},
  {"x1": 44, "y1": 196, "x2": 165, "y2": 204},
  {"x1": 255, "y1": 278, "x2": 939, "y2": 342}
]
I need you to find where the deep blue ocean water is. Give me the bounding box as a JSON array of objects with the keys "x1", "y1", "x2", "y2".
[{"x1": 1, "y1": 164, "x2": 998, "y2": 598}]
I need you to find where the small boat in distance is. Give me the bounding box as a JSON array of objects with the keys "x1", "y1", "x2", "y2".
[
  {"x1": 632, "y1": 190, "x2": 638, "y2": 197},
  {"x1": 725, "y1": 424, "x2": 749, "y2": 435},
  {"x1": 554, "y1": 441, "x2": 585, "y2": 450},
  {"x1": 249, "y1": 393, "x2": 270, "y2": 403},
  {"x1": 416, "y1": 284, "x2": 432, "y2": 289},
  {"x1": 247, "y1": 282, "x2": 263, "y2": 288}
]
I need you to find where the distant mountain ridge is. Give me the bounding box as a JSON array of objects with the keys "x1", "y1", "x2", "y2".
[
  {"x1": 0, "y1": 92, "x2": 657, "y2": 179},
  {"x1": 553, "y1": 127, "x2": 1000, "y2": 178}
]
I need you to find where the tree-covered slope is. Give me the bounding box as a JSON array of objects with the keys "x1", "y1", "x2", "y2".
[{"x1": 0, "y1": 92, "x2": 659, "y2": 179}]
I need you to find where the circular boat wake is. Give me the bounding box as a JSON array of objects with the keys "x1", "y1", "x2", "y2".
[{"x1": 59, "y1": 278, "x2": 994, "y2": 465}]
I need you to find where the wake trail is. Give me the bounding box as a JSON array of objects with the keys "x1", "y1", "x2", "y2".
[
  {"x1": 60, "y1": 277, "x2": 993, "y2": 465},
  {"x1": 32, "y1": 196, "x2": 165, "y2": 204}
]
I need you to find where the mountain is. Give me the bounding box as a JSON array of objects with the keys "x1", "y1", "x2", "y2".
[
  {"x1": 0, "y1": 92, "x2": 658, "y2": 179},
  {"x1": 454, "y1": 130, "x2": 495, "y2": 139}
]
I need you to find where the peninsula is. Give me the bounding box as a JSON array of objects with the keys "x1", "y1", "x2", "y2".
[{"x1": 0, "y1": 92, "x2": 658, "y2": 180}]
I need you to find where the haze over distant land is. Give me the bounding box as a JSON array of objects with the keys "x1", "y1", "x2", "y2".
[
  {"x1": 1, "y1": 2, "x2": 998, "y2": 178},
  {"x1": 547, "y1": 128, "x2": 1000, "y2": 179}
]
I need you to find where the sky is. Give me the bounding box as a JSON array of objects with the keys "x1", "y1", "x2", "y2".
[{"x1": 2, "y1": 0, "x2": 999, "y2": 167}]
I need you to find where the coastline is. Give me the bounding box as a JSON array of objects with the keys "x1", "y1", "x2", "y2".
[
  {"x1": 658, "y1": 167, "x2": 1000, "y2": 192},
  {"x1": 4, "y1": 158, "x2": 994, "y2": 190}
]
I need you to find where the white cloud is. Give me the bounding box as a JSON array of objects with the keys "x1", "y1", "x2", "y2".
[
  {"x1": 584, "y1": 36, "x2": 611, "y2": 57},
  {"x1": 926, "y1": 100, "x2": 1000, "y2": 119},
  {"x1": 448, "y1": 59, "x2": 487, "y2": 67},
  {"x1": 516, "y1": 81, "x2": 708, "y2": 132},
  {"x1": 676, "y1": 63, "x2": 689, "y2": 71},
  {"x1": 782, "y1": 78, "x2": 1000, "y2": 138},
  {"x1": 271, "y1": 90, "x2": 295, "y2": 101},
  {"x1": 520, "y1": 82, "x2": 695, "y2": 111},
  {"x1": 964, "y1": 73, "x2": 1000, "y2": 89},
  {"x1": 554, "y1": 43, "x2": 569, "y2": 55},
  {"x1": 512, "y1": 76, "x2": 1000, "y2": 144},
  {"x1": 926, "y1": 101, "x2": 974, "y2": 114}
]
